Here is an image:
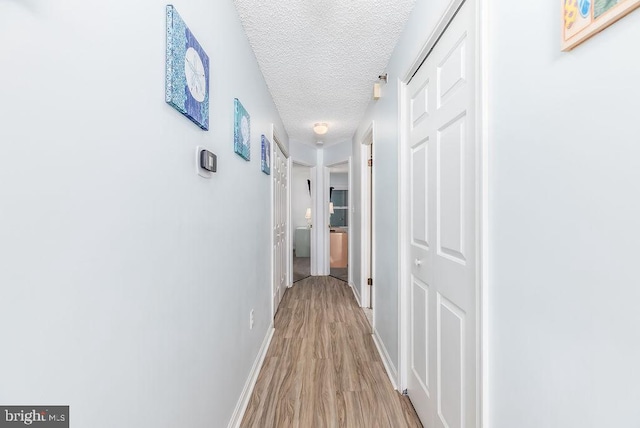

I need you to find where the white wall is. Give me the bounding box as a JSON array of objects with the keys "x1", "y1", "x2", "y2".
[
  {"x1": 291, "y1": 164, "x2": 312, "y2": 233},
  {"x1": 323, "y1": 141, "x2": 352, "y2": 167},
  {"x1": 312, "y1": 150, "x2": 330, "y2": 275},
  {"x1": 289, "y1": 140, "x2": 318, "y2": 166},
  {"x1": 488, "y1": 2, "x2": 640, "y2": 427},
  {"x1": 352, "y1": 0, "x2": 450, "y2": 372},
  {"x1": 330, "y1": 172, "x2": 349, "y2": 189},
  {"x1": 0, "y1": 1, "x2": 286, "y2": 427}
]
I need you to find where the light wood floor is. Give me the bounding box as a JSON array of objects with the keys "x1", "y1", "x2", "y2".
[{"x1": 240, "y1": 276, "x2": 422, "y2": 428}]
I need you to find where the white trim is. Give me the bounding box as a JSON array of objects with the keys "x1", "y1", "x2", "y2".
[
  {"x1": 348, "y1": 157, "x2": 353, "y2": 285},
  {"x1": 270, "y1": 128, "x2": 289, "y2": 178},
  {"x1": 290, "y1": 159, "x2": 315, "y2": 168},
  {"x1": 310, "y1": 165, "x2": 317, "y2": 275},
  {"x1": 360, "y1": 123, "x2": 374, "y2": 311},
  {"x1": 286, "y1": 156, "x2": 293, "y2": 288},
  {"x1": 403, "y1": 0, "x2": 467, "y2": 83},
  {"x1": 270, "y1": 126, "x2": 275, "y2": 320},
  {"x1": 371, "y1": 141, "x2": 376, "y2": 315},
  {"x1": 397, "y1": 74, "x2": 410, "y2": 391},
  {"x1": 329, "y1": 185, "x2": 349, "y2": 191},
  {"x1": 275, "y1": 138, "x2": 289, "y2": 158},
  {"x1": 397, "y1": 2, "x2": 487, "y2": 427},
  {"x1": 349, "y1": 281, "x2": 361, "y2": 307},
  {"x1": 271, "y1": 124, "x2": 289, "y2": 159},
  {"x1": 372, "y1": 328, "x2": 398, "y2": 390},
  {"x1": 227, "y1": 326, "x2": 275, "y2": 428},
  {"x1": 478, "y1": 0, "x2": 490, "y2": 426},
  {"x1": 324, "y1": 166, "x2": 331, "y2": 274}
]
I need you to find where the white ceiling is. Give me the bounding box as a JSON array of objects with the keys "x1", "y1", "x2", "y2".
[{"x1": 234, "y1": 0, "x2": 416, "y2": 148}]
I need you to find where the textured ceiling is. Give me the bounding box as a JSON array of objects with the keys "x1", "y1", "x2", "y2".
[{"x1": 234, "y1": 0, "x2": 416, "y2": 147}]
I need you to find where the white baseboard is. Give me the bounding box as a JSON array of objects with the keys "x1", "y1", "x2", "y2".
[
  {"x1": 372, "y1": 329, "x2": 399, "y2": 390},
  {"x1": 227, "y1": 326, "x2": 275, "y2": 428},
  {"x1": 349, "y1": 281, "x2": 361, "y2": 306}
]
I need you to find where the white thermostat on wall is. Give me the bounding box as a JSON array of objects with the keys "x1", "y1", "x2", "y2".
[{"x1": 196, "y1": 146, "x2": 216, "y2": 178}]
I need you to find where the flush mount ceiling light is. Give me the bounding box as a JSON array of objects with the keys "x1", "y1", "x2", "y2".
[{"x1": 313, "y1": 122, "x2": 329, "y2": 135}]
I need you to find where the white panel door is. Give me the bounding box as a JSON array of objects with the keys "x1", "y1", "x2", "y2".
[
  {"x1": 405, "y1": 2, "x2": 477, "y2": 428},
  {"x1": 273, "y1": 143, "x2": 288, "y2": 315}
]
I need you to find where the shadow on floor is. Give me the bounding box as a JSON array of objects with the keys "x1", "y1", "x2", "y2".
[
  {"x1": 330, "y1": 267, "x2": 348, "y2": 283},
  {"x1": 293, "y1": 251, "x2": 310, "y2": 283}
]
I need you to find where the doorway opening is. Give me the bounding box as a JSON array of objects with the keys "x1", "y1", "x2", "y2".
[
  {"x1": 328, "y1": 162, "x2": 349, "y2": 282},
  {"x1": 291, "y1": 162, "x2": 312, "y2": 282}
]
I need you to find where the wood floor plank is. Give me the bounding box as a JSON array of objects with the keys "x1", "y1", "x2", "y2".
[
  {"x1": 240, "y1": 276, "x2": 423, "y2": 428},
  {"x1": 399, "y1": 394, "x2": 424, "y2": 428},
  {"x1": 241, "y1": 356, "x2": 279, "y2": 427},
  {"x1": 340, "y1": 391, "x2": 364, "y2": 428}
]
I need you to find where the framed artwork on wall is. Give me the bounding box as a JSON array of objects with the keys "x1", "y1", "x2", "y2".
[
  {"x1": 165, "y1": 5, "x2": 210, "y2": 130},
  {"x1": 234, "y1": 98, "x2": 251, "y2": 160},
  {"x1": 562, "y1": 0, "x2": 640, "y2": 51},
  {"x1": 261, "y1": 135, "x2": 271, "y2": 175}
]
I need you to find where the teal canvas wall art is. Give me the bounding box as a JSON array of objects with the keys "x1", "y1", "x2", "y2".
[{"x1": 234, "y1": 99, "x2": 250, "y2": 160}]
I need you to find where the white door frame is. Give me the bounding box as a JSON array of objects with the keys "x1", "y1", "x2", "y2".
[
  {"x1": 270, "y1": 126, "x2": 290, "y2": 320},
  {"x1": 347, "y1": 157, "x2": 354, "y2": 289},
  {"x1": 360, "y1": 124, "x2": 375, "y2": 311},
  {"x1": 397, "y1": 0, "x2": 489, "y2": 427},
  {"x1": 310, "y1": 165, "x2": 322, "y2": 275},
  {"x1": 286, "y1": 155, "x2": 293, "y2": 288}
]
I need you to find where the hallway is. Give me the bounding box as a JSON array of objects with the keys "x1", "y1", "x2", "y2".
[
  {"x1": 2, "y1": 0, "x2": 639, "y2": 426},
  {"x1": 241, "y1": 276, "x2": 421, "y2": 427}
]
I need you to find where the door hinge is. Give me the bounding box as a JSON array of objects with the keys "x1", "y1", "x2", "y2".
[
  {"x1": 367, "y1": 278, "x2": 373, "y2": 286},
  {"x1": 368, "y1": 158, "x2": 373, "y2": 167}
]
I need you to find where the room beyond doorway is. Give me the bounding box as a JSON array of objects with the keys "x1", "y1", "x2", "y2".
[
  {"x1": 328, "y1": 162, "x2": 349, "y2": 282},
  {"x1": 292, "y1": 163, "x2": 312, "y2": 282}
]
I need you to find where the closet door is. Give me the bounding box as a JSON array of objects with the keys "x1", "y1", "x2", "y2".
[{"x1": 405, "y1": 2, "x2": 478, "y2": 427}]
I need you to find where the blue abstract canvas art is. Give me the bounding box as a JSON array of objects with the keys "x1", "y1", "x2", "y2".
[
  {"x1": 166, "y1": 5, "x2": 210, "y2": 130},
  {"x1": 234, "y1": 99, "x2": 250, "y2": 160},
  {"x1": 261, "y1": 135, "x2": 271, "y2": 175}
]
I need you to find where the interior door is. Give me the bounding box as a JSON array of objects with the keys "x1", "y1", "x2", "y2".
[
  {"x1": 273, "y1": 142, "x2": 288, "y2": 315},
  {"x1": 405, "y1": 2, "x2": 477, "y2": 427}
]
